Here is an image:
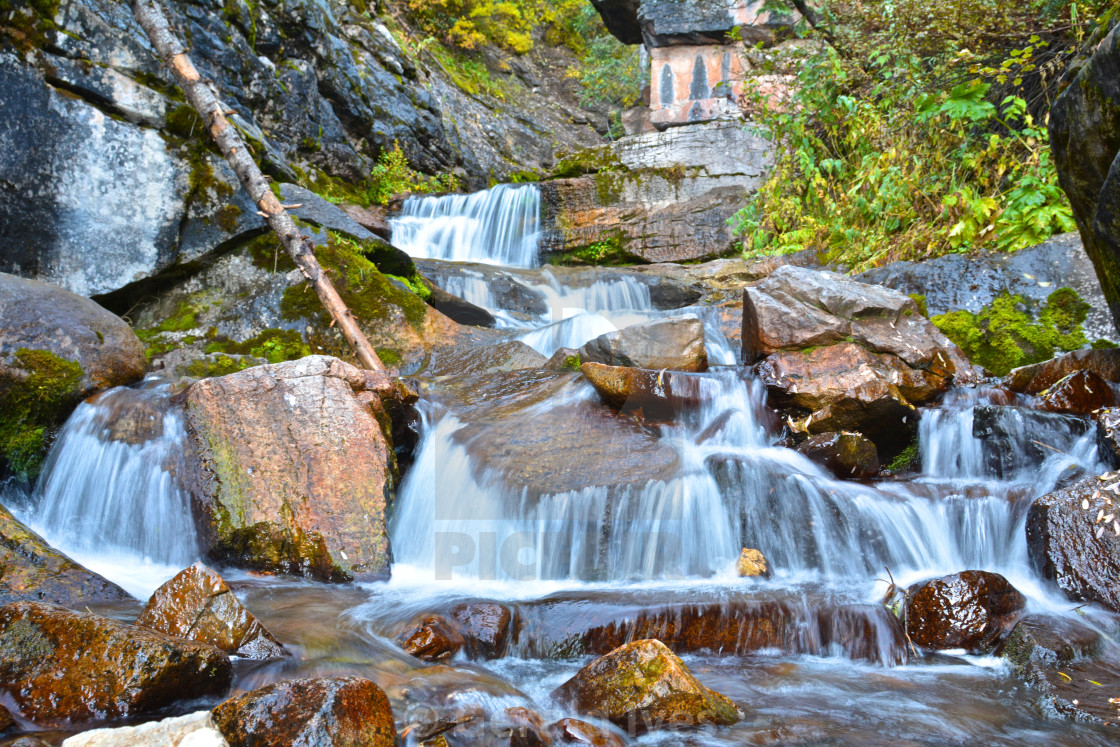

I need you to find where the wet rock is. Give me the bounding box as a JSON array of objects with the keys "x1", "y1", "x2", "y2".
[
  {"x1": 451, "y1": 602, "x2": 517, "y2": 659},
  {"x1": 212, "y1": 676, "x2": 395, "y2": 747},
  {"x1": 758, "y1": 342, "x2": 939, "y2": 455},
  {"x1": 61, "y1": 711, "x2": 227, "y2": 747},
  {"x1": 547, "y1": 718, "x2": 626, "y2": 746},
  {"x1": 999, "y1": 614, "x2": 1119, "y2": 725},
  {"x1": 0, "y1": 503, "x2": 130, "y2": 607},
  {"x1": 0, "y1": 273, "x2": 146, "y2": 477},
  {"x1": 971, "y1": 405, "x2": 1097, "y2": 478},
  {"x1": 425, "y1": 284, "x2": 497, "y2": 328},
  {"x1": 1049, "y1": 22, "x2": 1120, "y2": 336},
  {"x1": 795, "y1": 432, "x2": 879, "y2": 479},
  {"x1": 736, "y1": 548, "x2": 770, "y2": 578},
  {"x1": 1027, "y1": 477, "x2": 1120, "y2": 612},
  {"x1": 425, "y1": 340, "x2": 546, "y2": 377},
  {"x1": 1039, "y1": 370, "x2": 1118, "y2": 415},
  {"x1": 184, "y1": 356, "x2": 395, "y2": 582},
  {"x1": 741, "y1": 286, "x2": 762, "y2": 365},
  {"x1": 1096, "y1": 407, "x2": 1120, "y2": 461},
  {"x1": 858, "y1": 233, "x2": 1117, "y2": 343},
  {"x1": 579, "y1": 316, "x2": 707, "y2": 372},
  {"x1": 545, "y1": 348, "x2": 583, "y2": 370},
  {"x1": 0, "y1": 703, "x2": 12, "y2": 732},
  {"x1": 135, "y1": 563, "x2": 285, "y2": 660},
  {"x1": 0, "y1": 601, "x2": 232, "y2": 726},
  {"x1": 398, "y1": 615, "x2": 465, "y2": 662},
  {"x1": 580, "y1": 362, "x2": 706, "y2": 418},
  {"x1": 551, "y1": 639, "x2": 742, "y2": 733},
  {"x1": 1007, "y1": 348, "x2": 1120, "y2": 394},
  {"x1": 339, "y1": 203, "x2": 392, "y2": 240},
  {"x1": 503, "y1": 707, "x2": 551, "y2": 747},
  {"x1": 904, "y1": 571, "x2": 1027, "y2": 653}
]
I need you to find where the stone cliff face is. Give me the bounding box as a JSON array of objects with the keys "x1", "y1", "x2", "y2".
[{"x1": 0, "y1": 0, "x2": 603, "y2": 301}]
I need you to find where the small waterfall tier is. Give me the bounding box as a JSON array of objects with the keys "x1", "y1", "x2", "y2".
[{"x1": 390, "y1": 183, "x2": 541, "y2": 267}]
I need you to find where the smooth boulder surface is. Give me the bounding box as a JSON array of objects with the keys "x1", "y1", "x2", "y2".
[
  {"x1": 1027, "y1": 477, "x2": 1120, "y2": 612},
  {"x1": 0, "y1": 602, "x2": 232, "y2": 726},
  {"x1": 795, "y1": 432, "x2": 879, "y2": 479},
  {"x1": 451, "y1": 602, "x2": 518, "y2": 659},
  {"x1": 211, "y1": 676, "x2": 395, "y2": 747},
  {"x1": 185, "y1": 356, "x2": 394, "y2": 582},
  {"x1": 547, "y1": 718, "x2": 627, "y2": 746},
  {"x1": 736, "y1": 548, "x2": 769, "y2": 578},
  {"x1": 581, "y1": 362, "x2": 706, "y2": 417},
  {"x1": 0, "y1": 503, "x2": 130, "y2": 607},
  {"x1": 397, "y1": 614, "x2": 465, "y2": 661},
  {"x1": 904, "y1": 571, "x2": 1026, "y2": 653},
  {"x1": 61, "y1": 711, "x2": 228, "y2": 747},
  {"x1": 1039, "y1": 370, "x2": 1117, "y2": 415},
  {"x1": 1049, "y1": 22, "x2": 1120, "y2": 334},
  {"x1": 550, "y1": 639, "x2": 742, "y2": 733},
  {"x1": 579, "y1": 316, "x2": 708, "y2": 372},
  {"x1": 1006, "y1": 348, "x2": 1120, "y2": 394},
  {"x1": 135, "y1": 563, "x2": 285, "y2": 659}
]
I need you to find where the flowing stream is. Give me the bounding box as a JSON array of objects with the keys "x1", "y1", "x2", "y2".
[{"x1": 6, "y1": 183, "x2": 1120, "y2": 744}]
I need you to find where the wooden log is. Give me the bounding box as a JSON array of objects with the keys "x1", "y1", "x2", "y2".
[{"x1": 130, "y1": 0, "x2": 385, "y2": 372}]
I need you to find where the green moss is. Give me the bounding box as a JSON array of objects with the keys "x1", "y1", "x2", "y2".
[
  {"x1": 931, "y1": 288, "x2": 1090, "y2": 376},
  {"x1": 165, "y1": 104, "x2": 204, "y2": 140},
  {"x1": 552, "y1": 236, "x2": 642, "y2": 267},
  {"x1": 386, "y1": 273, "x2": 431, "y2": 301},
  {"x1": 215, "y1": 204, "x2": 242, "y2": 233},
  {"x1": 0, "y1": 0, "x2": 60, "y2": 55},
  {"x1": 562, "y1": 354, "x2": 581, "y2": 370},
  {"x1": 375, "y1": 348, "x2": 402, "y2": 366},
  {"x1": 0, "y1": 349, "x2": 83, "y2": 480},
  {"x1": 245, "y1": 233, "x2": 297, "y2": 273},
  {"x1": 1093, "y1": 339, "x2": 1118, "y2": 349},
  {"x1": 908, "y1": 293, "x2": 928, "y2": 317},
  {"x1": 886, "y1": 441, "x2": 919, "y2": 472},
  {"x1": 184, "y1": 354, "x2": 256, "y2": 379},
  {"x1": 551, "y1": 146, "x2": 626, "y2": 179}
]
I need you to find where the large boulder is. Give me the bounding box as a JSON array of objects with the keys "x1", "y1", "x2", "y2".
[
  {"x1": 1039, "y1": 370, "x2": 1117, "y2": 415},
  {"x1": 135, "y1": 563, "x2": 285, "y2": 659},
  {"x1": 580, "y1": 316, "x2": 707, "y2": 372},
  {"x1": 0, "y1": 504, "x2": 130, "y2": 608},
  {"x1": 1027, "y1": 477, "x2": 1120, "y2": 612},
  {"x1": 1006, "y1": 348, "x2": 1120, "y2": 394},
  {"x1": 0, "y1": 272, "x2": 145, "y2": 477},
  {"x1": 904, "y1": 571, "x2": 1026, "y2": 653},
  {"x1": 397, "y1": 615, "x2": 465, "y2": 662},
  {"x1": 211, "y1": 676, "x2": 395, "y2": 747},
  {"x1": 1049, "y1": 22, "x2": 1120, "y2": 336},
  {"x1": 550, "y1": 638, "x2": 743, "y2": 733},
  {"x1": 0, "y1": 602, "x2": 231, "y2": 726},
  {"x1": 184, "y1": 356, "x2": 395, "y2": 582}
]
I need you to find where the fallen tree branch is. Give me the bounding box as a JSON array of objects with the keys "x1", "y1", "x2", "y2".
[{"x1": 131, "y1": 0, "x2": 385, "y2": 372}]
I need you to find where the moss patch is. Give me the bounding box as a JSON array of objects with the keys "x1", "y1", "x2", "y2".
[
  {"x1": 932, "y1": 288, "x2": 1090, "y2": 377},
  {"x1": 0, "y1": 349, "x2": 84, "y2": 480},
  {"x1": 551, "y1": 236, "x2": 642, "y2": 267},
  {"x1": 205, "y1": 328, "x2": 310, "y2": 365}
]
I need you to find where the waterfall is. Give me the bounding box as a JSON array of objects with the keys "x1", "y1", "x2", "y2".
[
  {"x1": 390, "y1": 183, "x2": 541, "y2": 267},
  {"x1": 14, "y1": 379, "x2": 200, "y2": 596}
]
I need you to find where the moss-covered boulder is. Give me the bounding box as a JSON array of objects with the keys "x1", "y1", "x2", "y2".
[
  {"x1": 0, "y1": 601, "x2": 231, "y2": 727},
  {"x1": 550, "y1": 638, "x2": 743, "y2": 734},
  {"x1": 1049, "y1": 22, "x2": 1120, "y2": 336},
  {"x1": 212, "y1": 676, "x2": 395, "y2": 747},
  {"x1": 184, "y1": 356, "x2": 395, "y2": 582},
  {"x1": 0, "y1": 503, "x2": 130, "y2": 608},
  {"x1": 0, "y1": 272, "x2": 146, "y2": 479},
  {"x1": 135, "y1": 563, "x2": 286, "y2": 659}
]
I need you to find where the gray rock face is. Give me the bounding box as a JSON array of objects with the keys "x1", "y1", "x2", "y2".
[
  {"x1": 1049, "y1": 23, "x2": 1120, "y2": 337},
  {"x1": 590, "y1": 0, "x2": 797, "y2": 47},
  {"x1": 857, "y1": 233, "x2": 1117, "y2": 342},
  {"x1": 580, "y1": 316, "x2": 708, "y2": 371}
]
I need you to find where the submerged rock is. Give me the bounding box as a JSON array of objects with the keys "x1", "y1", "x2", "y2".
[
  {"x1": 1039, "y1": 370, "x2": 1117, "y2": 415},
  {"x1": 736, "y1": 548, "x2": 770, "y2": 578},
  {"x1": 184, "y1": 356, "x2": 395, "y2": 582},
  {"x1": 547, "y1": 718, "x2": 626, "y2": 746},
  {"x1": 424, "y1": 340, "x2": 546, "y2": 377},
  {"x1": 0, "y1": 504, "x2": 130, "y2": 608},
  {"x1": 397, "y1": 615, "x2": 465, "y2": 662},
  {"x1": 61, "y1": 711, "x2": 227, "y2": 747},
  {"x1": 211, "y1": 676, "x2": 395, "y2": 747},
  {"x1": 551, "y1": 639, "x2": 742, "y2": 733},
  {"x1": 579, "y1": 316, "x2": 708, "y2": 372},
  {"x1": 904, "y1": 571, "x2": 1026, "y2": 653},
  {"x1": 135, "y1": 563, "x2": 285, "y2": 659},
  {"x1": 795, "y1": 432, "x2": 879, "y2": 479},
  {"x1": 0, "y1": 601, "x2": 231, "y2": 726},
  {"x1": 971, "y1": 405, "x2": 1097, "y2": 478},
  {"x1": 502, "y1": 706, "x2": 551, "y2": 747},
  {"x1": 580, "y1": 362, "x2": 705, "y2": 417},
  {"x1": 1027, "y1": 477, "x2": 1120, "y2": 612},
  {"x1": 0, "y1": 272, "x2": 146, "y2": 477}
]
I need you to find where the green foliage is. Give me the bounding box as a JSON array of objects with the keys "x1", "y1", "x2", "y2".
[
  {"x1": 368, "y1": 142, "x2": 460, "y2": 206},
  {"x1": 553, "y1": 236, "x2": 639, "y2": 266},
  {"x1": 184, "y1": 354, "x2": 256, "y2": 379},
  {"x1": 561, "y1": 4, "x2": 642, "y2": 116},
  {"x1": 731, "y1": 0, "x2": 1102, "y2": 272},
  {"x1": 931, "y1": 288, "x2": 1090, "y2": 375},
  {"x1": 886, "y1": 441, "x2": 920, "y2": 472},
  {"x1": 0, "y1": 349, "x2": 83, "y2": 480},
  {"x1": 206, "y1": 328, "x2": 312, "y2": 365}
]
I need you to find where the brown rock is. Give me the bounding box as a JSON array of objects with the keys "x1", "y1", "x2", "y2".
[
  {"x1": 185, "y1": 356, "x2": 394, "y2": 581},
  {"x1": 579, "y1": 316, "x2": 708, "y2": 372},
  {"x1": 1096, "y1": 406, "x2": 1120, "y2": 461},
  {"x1": 135, "y1": 563, "x2": 285, "y2": 659},
  {"x1": 504, "y1": 707, "x2": 551, "y2": 747},
  {"x1": 0, "y1": 602, "x2": 231, "y2": 726},
  {"x1": 905, "y1": 571, "x2": 1026, "y2": 652},
  {"x1": 550, "y1": 639, "x2": 742, "y2": 733},
  {"x1": 741, "y1": 286, "x2": 761, "y2": 365},
  {"x1": 795, "y1": 432, "x2": 879, "y2": 479},
  {"x1": 0, "y1": 504, "x2": 130, "y2": 608},
  {"x1": 212, "y1": 676, "x2": 395, "y2": 747},
  {"x1": 0, "y1": 703, "x2": 12, "y2": 732},
  {"x1": 1007, "y1": 348, "x2": 1120, "y2": 394},
  {"x1": 1027, "y1": 477, "x2": 1120, "y2": 612},
  {"x1": 580, "y1": 362, "x2": 705, "y2": 418},
  {"x1": 338, "y1": 203, "x2": 392, "y2": 239},
  {"x1": 398, "y1": 615, "x2": 465, "y2": 661},
  {"x1": 451, "y1": 602, "x2": 516, "y2": 658},
  {"x1": 547, "y1": 718, "x2": 626, "y2": 746},
  {"x1": 425, "y1": 340, "x2": 545, "y2": 377},
  {"x1": 736, "y1": 548, "x2": 769, "y2": 578},
  {"x1": 1039, "y1": 370, "x2": 1117, "y2": 415}
]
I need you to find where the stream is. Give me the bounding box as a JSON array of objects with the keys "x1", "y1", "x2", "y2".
[{"x1": 5, "y1": 183, "x2": 1120, "y2": 745}]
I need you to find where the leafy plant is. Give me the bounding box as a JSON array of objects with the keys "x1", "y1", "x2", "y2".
[{"x1": 368, "y1": 142, "x2": 460, "y2": 206}]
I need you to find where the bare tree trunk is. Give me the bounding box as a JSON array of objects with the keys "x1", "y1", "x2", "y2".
[{"x1": 131, "y1": 0, "x2": 385, "y2": 373}]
